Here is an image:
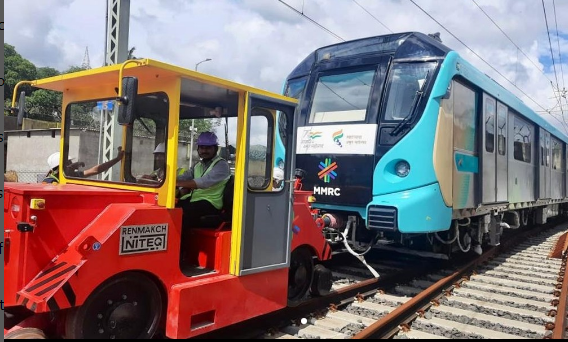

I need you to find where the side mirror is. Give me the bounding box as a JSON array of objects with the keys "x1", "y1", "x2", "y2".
[
  {"x1": 16, "y1": 91, "x2": 27, "y2": 127},
  {"x1": 118, "y1": 76, "x2": 138, "y2": 126}
]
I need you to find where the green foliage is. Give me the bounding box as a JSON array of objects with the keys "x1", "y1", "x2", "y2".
[
  {"x1": 27, "y1": 89, "x2": 63, "y2": 119},
  {"x1": 178, "y1": 119, "x2": 220, "y2": 141},
  {"x1": 4, "y1": 43, "x2": 37, "y2": 101}
]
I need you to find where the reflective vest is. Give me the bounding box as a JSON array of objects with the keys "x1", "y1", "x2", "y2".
[
  {"x1": 187, "y1": 156, "x2": 229, "y2": 210},
  {"x1": 43, "y1": 171, "x2": 59, "y2": 184}
]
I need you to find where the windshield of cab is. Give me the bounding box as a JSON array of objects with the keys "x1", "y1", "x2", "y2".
[{"x1": 63, "y1": 92, "x2": 169, "y2": 185}]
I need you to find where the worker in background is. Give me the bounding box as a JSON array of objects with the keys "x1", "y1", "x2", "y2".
[
  {"x1": 138, "y1": 142, "x2": 186, "y2": 183},
  {"x1": 272, "y1": 167, "x2": 285, "y2": 191},
  {"x1": 43, "y1": 147, "x2": 124, "y2": 184}
]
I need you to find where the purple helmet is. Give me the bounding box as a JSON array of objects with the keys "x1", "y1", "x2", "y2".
[{"x1": 196, "y1": 132, "x2": 219, "y2": 146}]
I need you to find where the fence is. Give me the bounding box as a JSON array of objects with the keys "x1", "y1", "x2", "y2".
[{"x1": 5, "y1": 170, "x2": 47, "y2": 183}]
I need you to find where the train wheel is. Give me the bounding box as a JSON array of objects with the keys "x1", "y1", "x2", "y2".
[
  {"x1": 65, "y1": 273, "x2": 162, "y2": 339},
  {"x1": 288, "y1": 248, "x2": 313, "y2": 306},
  {"x1": 5, "y1": 328, "x2": 47, "y2": 339}
]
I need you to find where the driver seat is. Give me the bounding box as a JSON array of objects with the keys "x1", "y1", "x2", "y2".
[{"x1": 199, "y1": 175, "x2": 234, "y2": 228}]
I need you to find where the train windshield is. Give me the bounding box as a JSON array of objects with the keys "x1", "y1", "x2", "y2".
[
  {"x1": 308, "y1": 70, "x2": 375, "y2": 124},
  {"x1": 383, "y1": 61, "x2": 437, "y2": 121},
  {"x1": 284, "y1": 77, "x2": 307, "y2": 99}
]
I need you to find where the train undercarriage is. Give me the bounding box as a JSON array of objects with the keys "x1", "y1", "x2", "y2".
[{"x1": 309, "y1": 203, "x2": 568, "y2": 262}]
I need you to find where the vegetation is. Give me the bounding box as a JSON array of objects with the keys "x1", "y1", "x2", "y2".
[{"x1": 4, "y1": 43, "x2": 215, "y2": 137}]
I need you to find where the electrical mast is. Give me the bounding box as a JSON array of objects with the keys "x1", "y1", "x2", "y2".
[{"x1": 101, "y1": 0, "x2": 130, "y2": 180}]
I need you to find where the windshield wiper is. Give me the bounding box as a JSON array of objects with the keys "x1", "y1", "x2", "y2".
[{"x1": 390, "y1": 70, "x2": 431, "y2": 136}]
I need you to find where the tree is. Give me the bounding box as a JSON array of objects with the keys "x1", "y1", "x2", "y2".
[{"x1": 4, "y1": 43, "x2": 37, "y2": 101}]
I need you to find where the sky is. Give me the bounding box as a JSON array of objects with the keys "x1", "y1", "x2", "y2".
[{"x1": 5, "y1": 0, "x2": 568, "y2": 132}]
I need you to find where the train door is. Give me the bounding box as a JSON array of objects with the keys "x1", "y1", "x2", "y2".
[
  {"x1": 495, "y1": 102, "x2": 508, "y2": 202},
  {"x1": 234, "y1": 93, "x2": 297, "y2": 276},
  {"x1": 538, "y1": 128, "x2": 552, "y2": 199},
  {"x1": 481, "y1": 93, "x2": 497, "y2": 203}
]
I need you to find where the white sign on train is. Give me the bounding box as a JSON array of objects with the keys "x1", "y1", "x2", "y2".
[
  {"x1": 119, "y1": 223, "x2": 168, "y2": 255},
  {"x1": 296, "y1": 123, "x2": 377, "y2": 155}
]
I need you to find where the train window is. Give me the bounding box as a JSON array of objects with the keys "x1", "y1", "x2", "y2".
[
  {"x1": 309, "y1": 70, "x2": 374, "y2": 123},
  {"x1": 484, "y1": 95, "x2": 496, "y2": 153},
  {"x1": 552, "y1": 138, "x2": 562, "y2": 170},
  {"x1": 383, "y1": 62, "x2": 436, "y2": 121},
  {"x1": 497, "y1": 103, "x2": 507, "y2": 155},
  {"x1": 513, "y1": 116, "x2": 532, "y2": 163},
  {"x1": 545, "y1": 134, "x2": 550, "y2": 167},
  {"x1": 452, "y1": 81, "x2": 477, "y2": 153},
  {"x1": 247, "y1": 108, "x2": 274, "y2": 190},
  {"x1": 285, "y1": 77, "x2": 307, "y2": 100},
  {"x1": 540, "y1": 135, "x2": 544, "y2": 166}
]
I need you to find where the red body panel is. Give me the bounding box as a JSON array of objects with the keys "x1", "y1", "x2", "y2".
[
  {"x1": 4, "y1": 182, "x2": 329, "y2": 338},
  {"x1": 4, "y1": 184, "x2": 145, "y2": 308},
  {"x1": 291, "y1": 190, "x2": 333, "y2": 261}
]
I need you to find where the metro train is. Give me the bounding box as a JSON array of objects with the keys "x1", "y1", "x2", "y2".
[{"x1": 283, "y1": 31, "x2": 568, "y2": 257}]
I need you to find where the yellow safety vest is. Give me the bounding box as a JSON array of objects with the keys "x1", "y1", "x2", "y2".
[{"x1": 186, "y1": 156, "x2": 229, "y2": 210}]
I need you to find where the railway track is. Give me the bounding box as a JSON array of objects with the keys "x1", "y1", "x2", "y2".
[{"x1": 224, "y1": 221, "x2": 567, "y2": 340}]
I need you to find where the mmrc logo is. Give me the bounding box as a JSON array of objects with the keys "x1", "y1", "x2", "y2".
[
  {"x1": 318, "y1": 158, "x2": 338, "y2": 183},
  {"x1": 332, "y1": 129, "x2": 344, "y2": 147}
]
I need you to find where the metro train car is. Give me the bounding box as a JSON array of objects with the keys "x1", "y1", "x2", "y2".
[{"x1": 283, "y1": 31, "x2": 568, "y2": 257}]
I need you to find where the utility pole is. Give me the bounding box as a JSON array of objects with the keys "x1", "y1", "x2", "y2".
[{"x1": 101, "y1": 0, "x2": 131, "y2": 181}]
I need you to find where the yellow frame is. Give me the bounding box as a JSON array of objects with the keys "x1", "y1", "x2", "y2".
[{"x1": 22, "y1": 59, "x2": 298, "y2": 276}]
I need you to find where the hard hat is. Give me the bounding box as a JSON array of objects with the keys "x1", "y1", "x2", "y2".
[
  {"x1": 273, "y1": 167, "x2": 284, "y2": 181},
  {"x1": 196, "y1": 132, "x2": 219, "y2": 146},
  {"x1": 153, "y1": 142, "x2": 165, "y2": 154},
  {"x1": 47, "y1": 152, "x2": 74, "y2": 169}
]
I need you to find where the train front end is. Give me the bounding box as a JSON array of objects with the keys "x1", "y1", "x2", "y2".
[{"x1": 286, "y1": 32, "x2": 454, "y2": 255}]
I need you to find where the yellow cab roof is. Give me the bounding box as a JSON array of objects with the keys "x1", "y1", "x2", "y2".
[{"x1": 32, "y1": 58, "x2": 297, "y2": 103}]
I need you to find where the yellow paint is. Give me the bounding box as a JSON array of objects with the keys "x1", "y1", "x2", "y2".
[
  {"x1": 25, "y1": 58, "x2": 299, "y2": 278},
  {"x1": 30, "y1": 199, "x2": 46, "y2": 210},
  {"x1": 230, "y1": 92, "x2": 249, "y2": 276},
  {"x1": 432, "y1": 97, "x2": 454, "y2": 206}
]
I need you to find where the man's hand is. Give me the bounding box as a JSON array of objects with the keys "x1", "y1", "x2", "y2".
[
  {"x1": 116, "y1": 146, "x2": 125, "y2": 159},
  {"x1": 176, "y1": 179, "x2": 198, "y2": 190}
]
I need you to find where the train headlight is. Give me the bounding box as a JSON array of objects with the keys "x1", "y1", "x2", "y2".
[{"x1": 395, "y1": 161, "x2": 410, "y2": 177}]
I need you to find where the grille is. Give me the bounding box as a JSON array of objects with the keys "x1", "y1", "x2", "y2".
[{"x1": 367, "y1": 205, "x2": 397, "y2": 231}]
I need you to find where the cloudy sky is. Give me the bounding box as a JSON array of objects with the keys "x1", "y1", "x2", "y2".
[{"x1": 6, "y1": 0, "x2": 568, "y2": 130}]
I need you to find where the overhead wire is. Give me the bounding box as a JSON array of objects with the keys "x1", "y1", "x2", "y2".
[
  {"x1": 352, "y1": 0, "x2": 393, "y2": 33},
  {"x1": 277, "y1": 0, "x2": 344, "y2": 42},
  {"x1": 471, "y1": 0, "x2": 557, "y2": 90},
  {"x1": 541, "y1": 0, "x2": 564, "y2": 116},
  {"x1": 408, "y1": 0, "x2": 549, "y2": 113},
  {"x1": 552, "y1": 0, "x2": 567, "y2": 113}
]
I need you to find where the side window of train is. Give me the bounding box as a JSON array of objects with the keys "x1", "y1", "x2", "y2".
[
  {"x1": 552, "y1": 138, "x2": 562, "y2": 170},
  {"x1": 545, "y1": 134, "x2": 550, "y2": 167},
  {"x1": 540, "y1": 134, "x2": 544, "y2": 166},
  {"x1": 247, "y1": 107, "x2": 274, "y2": 190},
  {"x1": 513, "y1": 115, "x2": 532, "y2": 163},
  {"x1": 484, "y1": 94, "x2": 496, "y2": 153},
  {"x1": 497, "y1": 103, "x2": 507, "y2": 155}
]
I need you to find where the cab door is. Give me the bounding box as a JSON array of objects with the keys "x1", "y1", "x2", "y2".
[{"x1": 233, "y1": 93, "x2": 297, "y2": 276}]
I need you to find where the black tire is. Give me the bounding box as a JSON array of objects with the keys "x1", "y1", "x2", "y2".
[
  {"x1": 65, "y1": 273, "x2": 162, "y2": 339},
  {"x1": 5, "y1": 328, "x2": 47, "y2": 339},
  {"x1": 287, "y1": 248, "x2": 313, "y2": 306}
]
